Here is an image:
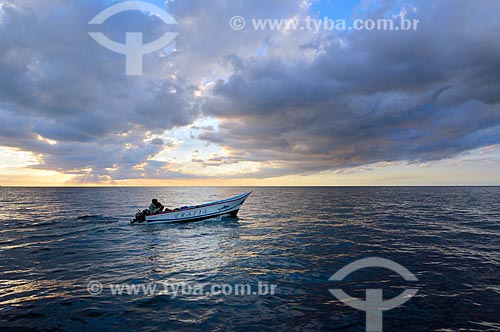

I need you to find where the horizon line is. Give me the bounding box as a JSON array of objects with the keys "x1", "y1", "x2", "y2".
[{"x1": 2, "y1": 185, "x2": 500, "y2": 188}]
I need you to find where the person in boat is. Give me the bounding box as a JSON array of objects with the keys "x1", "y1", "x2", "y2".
[{"x1": 148, "y1": 199, "x2": 164, "y2": 215}]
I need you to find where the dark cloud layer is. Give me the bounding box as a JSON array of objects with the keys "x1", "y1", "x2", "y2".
[
  {"x1": 201, "y1": 0, "x2": 500, "y2": 175},
  {"x1": 0, "y1": 0, "x2": 499, "y2": 181},
  {"x1": 0, "y1": 0, "x2": 200, "y2": 178}
]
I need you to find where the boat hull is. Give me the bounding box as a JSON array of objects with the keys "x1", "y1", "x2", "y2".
[{"x1": 144, "y1": 192, "x2": 251, "y2": 224}]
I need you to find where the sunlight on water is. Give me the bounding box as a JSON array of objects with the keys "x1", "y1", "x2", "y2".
[{"x1": 0, "y1": 187, "x2": 498, "y2": 331}]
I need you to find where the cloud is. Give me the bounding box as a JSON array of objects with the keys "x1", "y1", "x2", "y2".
[
  {"x1": 0, "y1": 0, "x2": 201, "y2": 179},
  {"x1": 199, "y1": 0, "x2": 500, "y2": 175},
  {"x1": 0, "y1": 0, "x2": 314, "y2": 181},
  {"x1": 0, "y1": 0, "x2": 499, "y2": 182}
]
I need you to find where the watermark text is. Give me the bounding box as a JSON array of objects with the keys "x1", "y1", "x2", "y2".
[
  {"x1": 230, "y1": 15, "x2": 419, "y2": 33},
  {"x1": 88, "y1": 280, "x2": 277, "y2": 298}
]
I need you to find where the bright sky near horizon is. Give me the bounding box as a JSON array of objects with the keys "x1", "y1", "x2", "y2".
[{"x1": 0, "y1": 0, "x2": 499, "y2": 186}]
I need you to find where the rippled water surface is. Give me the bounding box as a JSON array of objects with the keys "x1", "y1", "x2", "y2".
[{"x1": 0, "y1": 187, "x2": 499, "y2": 331}]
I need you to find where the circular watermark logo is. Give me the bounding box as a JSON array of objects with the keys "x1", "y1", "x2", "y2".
[
  {"x1": 229, "y1": 16, "x2": 246, "y2": 30},
  {"x1": 88, "y1": 1, "x2": 179, "y2": 76},
  {"x1": 87, "y1": 281, "x2": 103, "y2": 295},
  {"x1": 329, "y1": 257, "x2": 419, "y2": 332}
]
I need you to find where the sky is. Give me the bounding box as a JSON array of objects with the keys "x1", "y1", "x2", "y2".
[{"x1": 0, "y1": 0, "x2": 499, "y2": 186}]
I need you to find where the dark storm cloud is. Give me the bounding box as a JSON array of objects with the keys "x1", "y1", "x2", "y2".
[
  {"x1": 0, "y1": 0, "x2": 309, "y2": 180},
  {"x1": 201, "y1": 0, "x2": 500, "y2": 173},
  {"x1": 0, "y1": 0, "x2": 200, "y2": 177}
]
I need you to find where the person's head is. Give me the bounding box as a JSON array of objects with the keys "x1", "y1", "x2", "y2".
[{"x1": 152, "y1": 199, "x2": 158, "y2": 204}]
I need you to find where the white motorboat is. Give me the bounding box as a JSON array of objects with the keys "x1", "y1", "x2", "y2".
[{"x1": 133, "y1": 192, "x2": 251, "y2": 224}]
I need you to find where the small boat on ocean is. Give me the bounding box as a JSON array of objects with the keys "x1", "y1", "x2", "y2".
[{"x1": 132, "y1": 192, "x2": 251, "y2": 224}]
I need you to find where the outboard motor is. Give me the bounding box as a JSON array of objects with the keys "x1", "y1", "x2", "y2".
[{"x1": 132, "y1": 209, "x2": 148, "y2": 223}]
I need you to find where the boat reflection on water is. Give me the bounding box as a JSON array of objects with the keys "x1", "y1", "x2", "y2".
[{"x1": 142, "y1": 218, "x2": 243, "y2": 282}]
